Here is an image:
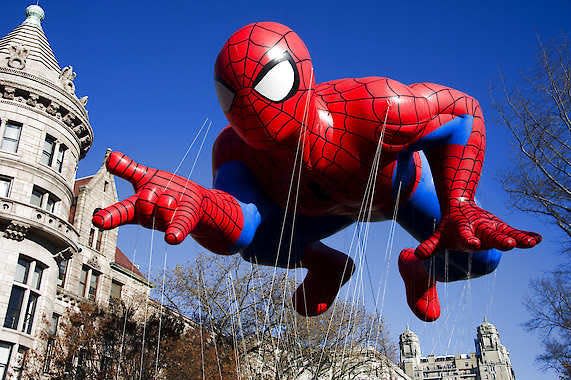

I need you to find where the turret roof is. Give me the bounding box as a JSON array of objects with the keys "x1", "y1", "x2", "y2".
[{"x1": 0, "y1": 5, "x2": 62, "y2": 82}]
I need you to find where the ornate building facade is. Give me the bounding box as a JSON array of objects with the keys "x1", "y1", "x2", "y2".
[
  {"x1": 399, "y1": 320, "x2": 516, "y2": 380},
  {"x1": 0, "y1": 6, "x2": 150, "y2": 379}
]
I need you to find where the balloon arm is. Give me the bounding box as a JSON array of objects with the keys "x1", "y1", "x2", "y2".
[{"x1": 93, "y1": 152, "x2": 260, "y2": 254}]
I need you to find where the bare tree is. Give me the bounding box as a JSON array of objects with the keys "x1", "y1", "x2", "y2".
[
  {"x1": 164, "y1": 253, "x2": 397, "y2": 380},
  {"x1": 23, "y1": 301, "x2": 236, "y2": 380},
  {"x1": 524, "y1": 267, "x2": 571, "y2": 379},
  {"x1": 495, "y1": 39, "x2": 571, "y2": 243},
  {"x1": 495, "y1": 39, "x2": 571, "y2": 379}
]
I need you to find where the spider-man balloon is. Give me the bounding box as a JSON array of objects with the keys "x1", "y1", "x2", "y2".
[{"x1": 93, "y1": 22, "x2": 541, "y2": 322}]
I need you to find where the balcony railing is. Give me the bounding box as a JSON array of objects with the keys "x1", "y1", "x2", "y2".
[{"x1": 0, "y1": 197, "x2": 79, "y2": 250}]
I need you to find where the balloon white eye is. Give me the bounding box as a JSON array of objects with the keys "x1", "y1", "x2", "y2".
[
  {"x1": 215, "y1": 80, "x2": 235, "y2": 112},
  {"x1": 254, "y1": 60, "x2": 296, "y2": 102}
]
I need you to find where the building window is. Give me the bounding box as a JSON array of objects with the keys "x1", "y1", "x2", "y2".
[
  {"x1": 79, "y1": 267, "x2": 88, "y2": 297},
  {"x1": 88, "y1": 272, "x2": 99, "y2": 301},
  {"x1": 88, "y1": 228, "x2": 104, "y2": 251},
  {"x1": 55, "y1": 144, "x2": 66, "y2": 173},
  {"x1": 0, "y1": 342, "x2": 12, "y2": 380},
  {"x1": 80, "y1": 266, "x2": 99, "y2": 301},
  {"x1": 41, "y1": 134, "x2": 56, "y2": 166},
  {"x1": 15, "y1": 257, "x2": 31, "y2": 284},
  {"x1": 49, "y1": 313, "x2": 60, "y2": 336},
  {"x1": 0, "y1": 176, "x2": 11, "y2": 198},
  {"x1": 4, "y1": 256, "x2": 44, "y2": 334},
  {"x1": 104, "y1": 180, "x2": 109, "y2": 192},
  {"x1": 95, "y1": 230, "x2": 104, "y2": 251},
  {"x1": 11, "y1": 346, "x2": 27, "y2": 380},
  {"x1": 110, "y1": 281, "x2": 123, "y2": 305},
  {"x1": 30, "y1": 187, "x2": 43, "y2": 207},
  {"x1": 4, "y1": 287, "x2": 24, "y2": 330},
  {"x1": 1, "y1": 122, "x2": 22, "y2": 153},
  {"x1": 57, "y1": 259, "x2": 68, "y2": 288},
  {"x1": 46, "y1": 195, "x2": 58, "y2": 213},
  {"x1": 30, "y1": 185, "x2": 59, "y2": 213},
  {"x1": 88, "y1": 228, "x2": 95, "y2": 247},
  {"x1": 43, "y1": 339, "x2": 54, "y2": 374}
]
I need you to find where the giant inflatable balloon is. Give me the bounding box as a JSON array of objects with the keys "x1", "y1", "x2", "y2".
[{"x1": 93, "y1": 22, "x2": 541, "y2": 322}]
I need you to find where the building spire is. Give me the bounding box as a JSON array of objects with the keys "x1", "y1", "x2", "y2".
[{"x1": 23, "y1": 4, "x2": 45, "y2": 27}]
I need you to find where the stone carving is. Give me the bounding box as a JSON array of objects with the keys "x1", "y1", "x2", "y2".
[
  {"x1": 80, "y1": 135, "x2": 92, "y2": 146},
  {"x1": 4, "y1": 221, "x2": 30, "y2": 241},
  {"x1": 0, "y1": 81, "x2": 91, "y2": 156},
  {"x1": 59, "y1": 66, "x2": 76, "y2": 94},
  {"x1": 3, "y1": 86, "x2": 15, "y2": 100},
  {"x1": 73, "y1": 124, "x2": 85, "y2": 134},
  {"x1": 63, "y1": 113, "x2": 75, "y2": 126},
  {"x1": 46, "y1": 101, "x2": 60, "y2": 115},
  {"x1": 7, "y1": 43, "x2": 29, "y2": 70},
  {"x1": 79, "y1": 96, "x2": 88, "y2": 107},
  {"x1": 54, "y1": 247, "x2": 73, "y2": 260},
  {"x1": 26, "y1": 93, "x2": 39, "y2": 106},
  {"x1": 87, "y1": 254, "x2": 101, "y2": 270}
]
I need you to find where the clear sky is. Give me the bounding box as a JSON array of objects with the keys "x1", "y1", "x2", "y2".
[{"x1": 2, "y1": 0, "x2": 570, "y2": 378}]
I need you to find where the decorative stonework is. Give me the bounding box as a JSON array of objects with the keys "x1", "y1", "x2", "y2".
[
  {"x1": 4, "y1": 221, "x2": 30, "y2": 241},
  {"x1": 59, "y1": 66, "x2": 76, "y2": 94},
  {"x1": 0, "y1": 67, "x2": 89, "y2": 119},
  {"x1": 7, "y1": 43, "x2": 29, "y2": 70},
  {"x1": 26, "y1": 93, "x2": 39, "y2": 106},
  {"x1": 56, "y1": 287, "x2": 80, "y2": 307},
  {"x1": 0, "y1": 80, "x2": 93, "y2": 156},
  {"x1": 54, "y1": 247, "x2": 74, "y2": 261},
  {"x1": 87, "y1": 254, "x2": 101, "y2": 271},
  {"x1": 46, "y1": 100, "x2": 60, "y2": 116},
  {"x1": 2, "y1": 85, "x2": 15, "y2": 99}
]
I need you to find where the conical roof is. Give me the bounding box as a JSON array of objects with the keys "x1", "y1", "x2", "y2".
[
  {"x1": 0, "y1": 5, "x2": 62, "y2": 82},
  {"x1": 0, "y1": 5, "x2": 93, "y2": 157}
]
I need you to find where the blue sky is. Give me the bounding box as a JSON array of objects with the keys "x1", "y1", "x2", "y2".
[{"x1": 3, "y1": 0, "x2": 570, "y2": 377}]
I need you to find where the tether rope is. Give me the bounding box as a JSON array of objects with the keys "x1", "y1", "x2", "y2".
[{"x1": 136, "y1": 118, "x2": 210, "y2": 378}]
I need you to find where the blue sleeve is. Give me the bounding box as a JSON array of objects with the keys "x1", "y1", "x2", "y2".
[{"x1": 213, "y1": 161, "x2": 265, "y2": 249}]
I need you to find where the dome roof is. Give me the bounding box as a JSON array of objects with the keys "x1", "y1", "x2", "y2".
[{"x1": 0, "y1": 5, "x2": 62, "y2": 83}]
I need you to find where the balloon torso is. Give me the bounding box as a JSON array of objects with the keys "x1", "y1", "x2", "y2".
[{"x1": 213, "y1": 78, "x2": 413, "y2": 219}]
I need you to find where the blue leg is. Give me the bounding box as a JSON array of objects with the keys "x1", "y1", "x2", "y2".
[{"x1": 394, "y1": 151, "x2": 501, "y2": 283}]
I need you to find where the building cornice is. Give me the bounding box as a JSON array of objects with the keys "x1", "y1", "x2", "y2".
[
  {"x1": 110, "y1": 262, "x2": 153, "y2": 287},
  {"x1": 0, "y1": 67, "x2": 89, "y2": 119},
  {"x1": 0, "y1": 75, "x2": 92, "y2": 157}
]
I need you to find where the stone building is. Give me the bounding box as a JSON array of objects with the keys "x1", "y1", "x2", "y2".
[
  {"x1": 399, "y1": 319, "x2": 516, "y2": 380},
  {"x1": 0, "y1": 5, "x2": 150, "y2": 379}
]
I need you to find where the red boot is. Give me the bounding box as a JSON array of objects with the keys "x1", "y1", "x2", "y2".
[
  {"x1": 292, "y1": 242, "x2": 355, "y2": 317},
  {"x1": 398, "y1": 248, "x2": 440, "y2": 322}
]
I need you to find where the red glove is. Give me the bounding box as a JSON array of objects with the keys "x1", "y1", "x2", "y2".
[
  {"x1": 415, "y1": 198, "x2": 542, "y2": 259},
  {"x1": 93, "y1": 150, "x2": 247, "y2": 257}
]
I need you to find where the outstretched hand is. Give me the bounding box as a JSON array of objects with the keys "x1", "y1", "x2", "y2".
[
  {"x1": 415, "y1": 199, "x2": 542, "y2": 259},
  {"x1": 92, "y1": 151, "x2": 205, "y2": 245}
]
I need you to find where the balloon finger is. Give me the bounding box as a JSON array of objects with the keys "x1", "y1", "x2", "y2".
[
  {"x1": 155, "y1": 193, "x2": 178, "y2": 226},
  {"x1": 92, "y1": 195, "x2": 138, "y2": 229},
  {"x1": 135, "y1": 187, "x2": 161, "y2": 228},
  {"x1": 479, "y1": 228, "x2": 516, "y2": 251},
  {"x1": 164, "y1": 201, "x2": 202, "y2": 245},
  {"x1": 457, "y1": 224, "x2": 480, "y2": 250},
  {"x1": 106, "y1": 151, "x2": 156, "y2": 189},
  {"x1": 498, "y1": 225, "x2": 542, "y2": 248}
]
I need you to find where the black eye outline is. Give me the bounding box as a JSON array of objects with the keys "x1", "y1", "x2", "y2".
[
  {"x1": 252, "y1": 50, "x2": 300, "y2": 103},
  {"x1": 214, "y1": 78, "x2": 236, "y2": 113}
]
